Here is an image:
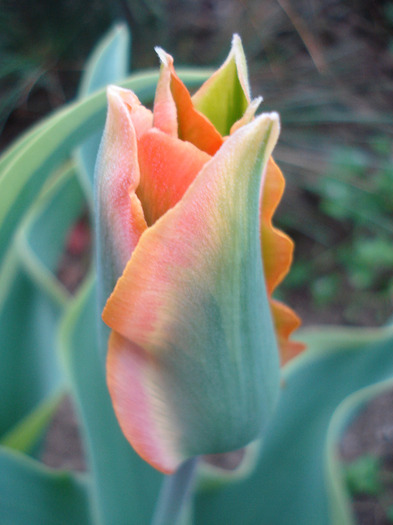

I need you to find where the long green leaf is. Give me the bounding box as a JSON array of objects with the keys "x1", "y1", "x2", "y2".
[
  {"x1": 0, "y1": 165, "x2": 84, "y2": 435},
  {"x1": 0, "y1": 245, "x2": 64, "y2": 436},
  {"x1": 78, "y1": 24, "x2": 130, "y2": 98},
  {"x1": 17, "y1": 162, "x2": 85, "y2": 304},
  {"x1": 0, "y1": 123, "x2": 48, "y2": 174},
  {"x1": 326, "y1": 376, "x2": 393, "y2": 525},
  {"x1": 75, "y1": 23, "x2": 131, "y2": 205},
  {"x1": 60, "y1": 275, "x2": 163, "y2": 525}
]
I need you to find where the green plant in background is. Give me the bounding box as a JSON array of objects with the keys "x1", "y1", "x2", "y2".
[
  {"x1": 1, "y1": 25, "x2": 393, "y2": 525},
  {"x1": 344, "y1": 455, "x2": 383, "y2": 497},
  {"x1": 283, "y1": 140, "x2": 393, "y2": 322}
]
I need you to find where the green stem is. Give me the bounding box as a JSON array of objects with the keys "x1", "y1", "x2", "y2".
[{"x1": 151, "y1": 457, "x2": 199, "y2": 525}]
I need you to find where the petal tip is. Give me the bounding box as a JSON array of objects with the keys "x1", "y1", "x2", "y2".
[
  {"x1": 106, "y1": 85, "x2": 136, "y2": 113},
  {"x1": 252, "y1": 95, "x2": 263, "y2": 108},
  {"x1": 106, "y1": 84, "x2": 128, "y2": 101},
  {"x1": 259, "y1": 112, "x2": 281, "y2": 143},
  {"x1": 250, "y1": 112, "x2": 280, "y2": 153},
  {"x1": 106, "y1": 84, "x2": 121, "y2": 105},
  {"x1": 231, "y1": 33, "x2": 242, "y2": 47},
  {"x1": 154, "y1": 46, "x2": 173, "y2": 67}
]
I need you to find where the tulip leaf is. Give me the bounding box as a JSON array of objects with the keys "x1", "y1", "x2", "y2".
[
  {"x1": 78, "y1": 24, "x2": 131, "y2": 98},
  {"x1": 19, "y1": 163, "x2": 86, "y2": 301},
  {"x1": 192, "y1": 34, "x2": 250, "y2": 136},
  {"x1": 193, "y1": 325, "x2": 393, "y2": 525},
  {"x1": 60, "y1": 275, "x2": 164, "y2": 525},
  {"x1": 0, "y1": 448, "x2": 92, "y2": 525},
  {"x1": 75, "y1": 23, "x2": 131, "y2": 205},
  {"x1": 0, "y1": 164, "x2": 84, "y2": 437},
  {"x1": 0, "y1": 247, "x2": 61, "y2": 436},
  {"x1": 326, "y1": 376, "x2": 393, "y2": 525},
  {"x1": 0, "y1": 123, "x2": 47, "y2": 174}
]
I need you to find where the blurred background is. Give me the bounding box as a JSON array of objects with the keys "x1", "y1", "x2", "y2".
[{"x1": 1, "y1": 0, "x2": 392, "y2": 326}]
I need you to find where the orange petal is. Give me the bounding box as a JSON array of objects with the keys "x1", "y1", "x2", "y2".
[
  {"x1": 261, "y1": 158, "x2": 294, "y2": 295},
  {"x1": 153, "y1": 49, "x2": 178, "y2": 137},
  {"x1": 112, "y1": 85, "x2": 153, "y2": 139},
  {"x1": 262, "y1": 225, "x2": 294, "y2": 295},
  {"x1": 261, "y1": 157, "x2": 304, "y2": 362},
  {"x1": 96, "y1": 86, "x2": 148, "y2": 278},
  {"x1": 155, "y1": 48, "x2": 223, "y2": 155},
  {"x1": 169, "y1": 67, "x2": 224, "y2": 155},
  {"x1": 107, "y1": 331, "x2": 184, "y2": 474},
  {"x1": 136, "y1": 128, "x2": 211, "y2": 225},
  {"x1": 270, "y1": 299, "x2": 305, "y2": 365},
  {"x1": 262, "y1": 157, "x2": 285, "y2": 222}
]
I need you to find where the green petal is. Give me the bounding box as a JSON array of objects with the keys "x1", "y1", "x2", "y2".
[{"x1": 192, "y1": 34, "x2": 251, "y2": 135}]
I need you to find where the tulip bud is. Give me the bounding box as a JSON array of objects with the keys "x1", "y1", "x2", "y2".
[{"x1": 95, "y1": 36, "x2": 303, "y2": 473}]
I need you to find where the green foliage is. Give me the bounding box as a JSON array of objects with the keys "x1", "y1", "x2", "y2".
[
  {"x1": 1, "y1": 393, "x2": 63, "y2": 455},
  {"x1": 282, "y1": 139, "x2": 393, "y2": 324},
  {"x1": 0, "y1": 164, "x2": 83, "y2": 437},
  {"x1": 343, "y1": 455, "x2": 383, "y2": 497},
  {"x1": 60, "y1": 277, "x2": 163, "y2": 524},
  {"x1": 0, "y1": 448, "x2": 92, "y2": 525}
]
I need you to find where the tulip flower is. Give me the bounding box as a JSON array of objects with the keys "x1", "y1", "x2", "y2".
[{"x1": 95, "y1": 35, "x2": 304, "y2": 474}]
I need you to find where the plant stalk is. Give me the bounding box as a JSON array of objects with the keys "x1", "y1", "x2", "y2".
[{"x1": 151, "y1": 457, "x2": 199, "y2": 525}]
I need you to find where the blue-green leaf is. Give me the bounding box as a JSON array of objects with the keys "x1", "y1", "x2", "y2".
[
  {"x1": 0, "y1": 165, "x2": 84, "y2": 436},
  {"x1": 326, "y1": 376, "x2": 393, "y2": 525},
  {"x1": 0, "y1": 448, "x2": 92, "y2": 525},
  {"x1": 60, "y1": 275, "x2": 164, "y2": 525},
  {"x1": 78, "y1": 24, "x2": 131, "y2": 98},
  {"x1": 75, "y1": 24, "x2": 131, "y2": 205}
]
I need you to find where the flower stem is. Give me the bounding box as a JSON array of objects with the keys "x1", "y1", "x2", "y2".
[{"x1": 151, "y1": 457, "x2": 199, "y2": 525}]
